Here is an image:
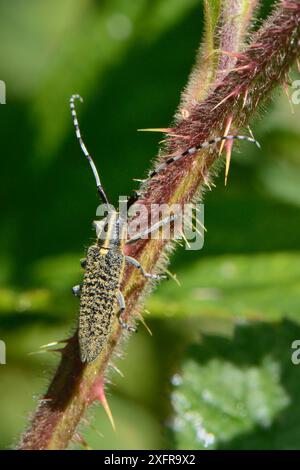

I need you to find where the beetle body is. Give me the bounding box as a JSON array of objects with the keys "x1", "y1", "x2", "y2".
[
  {"x1": 79, "y1": 243, "x2": 124, "y2": 362},
  {"x1": 79, "y1": 212, "x2": 127, "y2": 363}
]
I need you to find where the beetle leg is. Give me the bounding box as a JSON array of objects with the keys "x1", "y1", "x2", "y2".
[
  {"x1": 125, "y1": 256, "x2": 167, "y2": 280},
  {"x1": 72, "y1": 284, "x2": 82, "y2": 297},
  {"x1": 117, "y1": 290, "x2": 136, "y2": 332},
  {"x1": 126, "y1": 214, "x2": 179, "y2": 244}
]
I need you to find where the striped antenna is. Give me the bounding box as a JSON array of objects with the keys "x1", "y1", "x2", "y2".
[
  {"x1": 70, "y1": 94, "x2": 109, "y2": 206},
  {"x1": 149, "y1": 134, "x2": 261, "y2": 178}
]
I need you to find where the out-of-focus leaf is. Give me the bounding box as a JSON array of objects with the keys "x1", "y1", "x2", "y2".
[
  {"x1": 259, "y1": 86, "x2": 300, "y2": 135},
  {"x1": 255, "y1": 86, "x2": 300, "y2": 206},
  {"x1": 170, "y1": 320, "x2": 300, "y2": 450},
  {"x1": 33, "y1": 0, "x2": 146, "y2": 158},
  {"x1": 172, "y1": 357, "x2": 288, "y2": 449},
  {"x1": 29, "y1": 0, "x2": 198, "y2": 158},
  {"x1": 260, "y1": 158, "x2": 300, "y2": 208},
  {"x1": 30, "y1": 253, "x2": 82, "y2": 291},
  {"x1": 0, "y1": 288, "x2": 52, "y2": 314},
  {"x1": 0, "y1": 366, "x2": 50, "y2": 449},
  {"x1": 0, "y1": 0, "x2": 84, "y2": 96},
  {"x1": 141, "y1": 0, "x2": 199, "y2": 39},
  {"x1": 148, "y1": 252, "x2": 300, "y2": 323},
  {"x1": 1, "y1": 0, "x2": 200, "y2": 158}
]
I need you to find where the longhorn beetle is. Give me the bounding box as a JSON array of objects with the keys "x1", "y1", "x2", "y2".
[
  {"x1": 70, "y1": 94, "x2": 260, "y2": 363},
  {"x1": 70, "y1": 94, "x2": 168, "y2": 363}
]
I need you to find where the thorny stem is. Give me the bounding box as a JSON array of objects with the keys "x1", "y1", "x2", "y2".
[{"x1": 18, "y1": 0, "x2": 300, "y2": 450}]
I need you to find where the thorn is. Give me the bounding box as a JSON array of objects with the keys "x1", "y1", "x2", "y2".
[
  {"x1": 28, "y1": 350, "x2": 48, "y2": 356},
  {"x1": 247, "y1": 125, "x2": 255, "y2": 141},
  {"x1": 242, "y1": 88, "x2": 249, "y2": 109},
  {"x1": 28, "y1": 346, "x2": 65, "y2": 356},
  {"x1": 96, "y1": 382, "x2": 116, "y2": 432},
  {"x1": 212, "y1": 90, "x2": 238, "y2": 111},
  {"x1": 39, "y1": 341, "x2": 60, "y2": 349},
  {"x1": 224, "y1": 139, "x2": 234, "y2": 186},
  {"x1": 137, "y1": 312, "x2": 153, "y2": 336},
  {"x1": 39, "y1": 339, "x2": 68, "y2": 349},
  {"x1": 137, "y1": 128, "x2": 173, "y2": 133},
  {"x1": 219, "y1": 115, "x2": 233, "y2": 156},
  {"x1": 87, "y1": 377, "x2": 116, "y2": 432},
  {"x1": 29, "y1": 337, "x2": 71, "y2": 356},
  {"x1": 230, "y1": 64, "x2": 252, "y2": 73}
]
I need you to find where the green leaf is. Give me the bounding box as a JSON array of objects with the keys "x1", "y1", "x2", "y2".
[
  {"x1": 170, "y1": 320, "x2": 300, "y2": 450},
  {"x1": 30, "y1": 253, "x2": 82, "y2": 291},
  {"x1": 148, "y1": 252, "x2": 300, "y2": 324},
  {"x1": 27, "y1": 0, "x2": 198, "y2": 158}
]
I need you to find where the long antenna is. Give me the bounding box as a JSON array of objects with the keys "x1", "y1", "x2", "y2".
[
  {"x1": 70, "y1": 94, "x2": 109, "y2": 206},
  {"x1": 149, "y1": 134, "x2": 261, "y2": 178}
]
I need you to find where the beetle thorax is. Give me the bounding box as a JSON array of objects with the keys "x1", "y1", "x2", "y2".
[{"x1": 93, "y1": 211, "x2": 127, "y2": 249}]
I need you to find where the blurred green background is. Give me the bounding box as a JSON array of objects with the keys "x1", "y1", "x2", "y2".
[{"x1": 1, "y1": 0, "x2": 300, "y2": 450}]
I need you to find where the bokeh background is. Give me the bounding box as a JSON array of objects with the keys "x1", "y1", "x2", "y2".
[{"x1": 1, "y1": 0, "x2": 300, "y2": 450}]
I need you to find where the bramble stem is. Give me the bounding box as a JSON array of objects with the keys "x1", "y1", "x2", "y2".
[{"x1": 18, "y1": 0, "x2": 300, "y2": 450}]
